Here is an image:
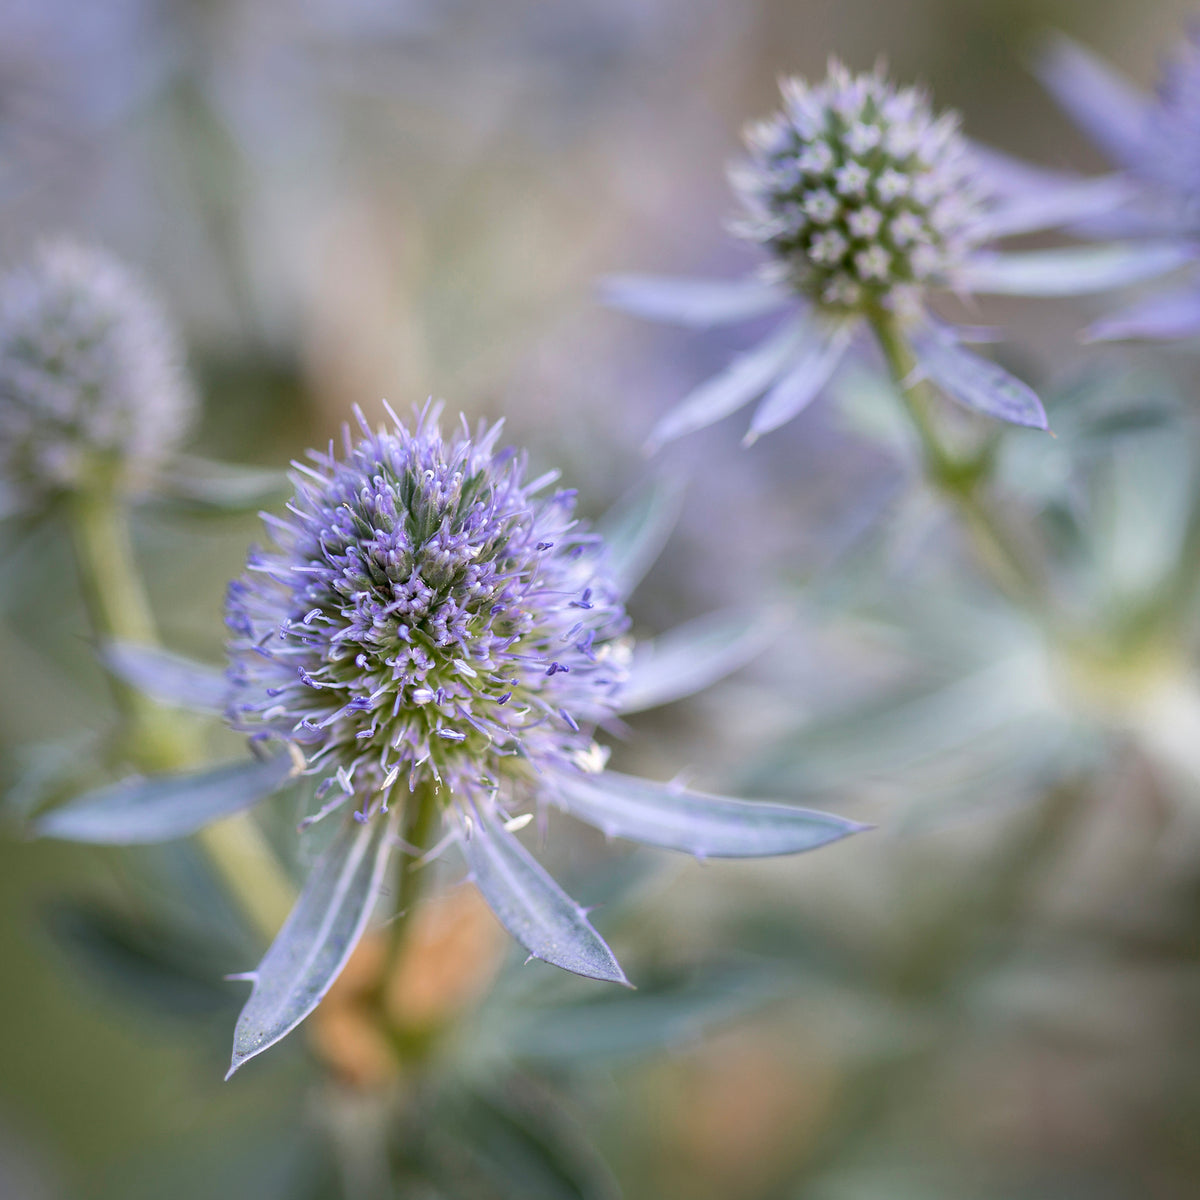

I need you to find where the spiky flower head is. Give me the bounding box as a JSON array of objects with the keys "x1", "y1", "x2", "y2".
[
  {"x1": 732, "y1": 60, "x2": 988, "y2": 315},
  {"x1": 0, "y1": 240, "x2": 194, "y2": 509},
  {"x1": 225, "y1": 404, "x2": 630, "y2": 823}
]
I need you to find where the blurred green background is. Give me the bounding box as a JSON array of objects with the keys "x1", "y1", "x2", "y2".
[{"x1": 5, "y1": 1, "x2": 1200, "y2": 1197}]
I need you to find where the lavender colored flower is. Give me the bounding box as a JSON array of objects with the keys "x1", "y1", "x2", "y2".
[
  {"x1": 1039, "y1": 28, "x2": 1200, "y2": 340},
  {"x1": 0, "y1": 240, "x2": 194, "y2": 513},
  {"x1": 603, "y1": 60, "x2": 1181, "y2": 445},
  {"x1": 42, "y1": 403, "x2": 864, "y2": 1073},
  {"x1": 224, "y1": 402, "x2": 631, "y2": 822}
]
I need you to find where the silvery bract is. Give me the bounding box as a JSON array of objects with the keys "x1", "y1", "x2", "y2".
[
  {"x1": 603, "y1": 60, "x2": 1181, "y2": 445},
  {"x1": 40, "y1": 403, "x2": 865, "y2": 1073},
  {"x1": 1039, "y1": 28, "x2": 1200, "y2": 341},
  {"x1": 0, "y1": 241, "x2": 194, "y2": 513}
]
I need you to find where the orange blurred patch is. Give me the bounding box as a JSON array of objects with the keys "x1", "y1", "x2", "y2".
[{"x1": 309, "y1": 886, "x2": 505, "y2": 1088}]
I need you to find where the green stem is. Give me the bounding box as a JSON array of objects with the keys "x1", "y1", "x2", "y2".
[
  {"x1": 870, "y1": 314, "x2": 1045, "y2": 612},
  {"x1": 383, "y1": 780, "x2": 442, "y2": 973},
  {"x1": 65, "y1": 484, "x2": 293, "y2": 943}
]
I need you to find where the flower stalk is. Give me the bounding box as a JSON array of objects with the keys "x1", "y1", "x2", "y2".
[
  {"x1": 869, "y1": 312, "x2": 1044, "y2": 611},
  {"x1": 66, "y1": 478, "x2": 293, "y2": 942}
]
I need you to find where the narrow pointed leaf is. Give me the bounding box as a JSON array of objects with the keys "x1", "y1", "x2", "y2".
[
  {"x1": 461, "y1": 810, "x2": 628, "y2": 985},
  {"x1": 647, "y1": 320, "x2": 806, "y2": 449},
  {"x1": 1086, "y1": 284, "x2": 1200, "y2": 342},
  {"x1": 548, "y1": 768, "x2": 867, "y2": 858},
  {"x1": 227, "y1": 812, "x2": 395, "y2": 1076},
  {"x1": 599, "y1": 274, "x2": 790, "y2": 327},
  {"x1": 956, "y1": 243, "x2": 1192, "y2": 297},
  {"x1": 154, "y1": 455, "x2": 289, "y2": 515},
  {"x1": 1036, "y1": 35, "x2": 1149, "y2": 170},
  {"x1": 36, "y1": 756, "x2": 292, "y2": 845},
  {"x1": 911, "y1": 332, "x2": 1047, "y2": 429},
  {"x1": 618, "y1": 606, "x2": 782, "y2": 715},
  {"x1": 745, "y1": 324, "x2": 851, "y2": 441},
  {"x1": 976, "y1": 174, "x2": 1132, "y2": 239},
  {"x1": 597, "y1": 473, "x2": 685, "y2": 596},
  {"x1": 102, "y1": 641, "x2": 228, "y2": 713}
]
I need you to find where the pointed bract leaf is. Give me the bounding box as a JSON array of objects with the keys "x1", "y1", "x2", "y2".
[
  {"x1": 975, "y1": 174, "x2": 1132, "y2": 239},
  {"x1": 598, "y1": 274, "x2": 790, "y2": 328},
  {"x1": 911, "y1": 331, "x2": 1047, "y2": 429},
  {"x1": 1036, "y1": 35, "x2": 1150, "y2": 171},
  {"x1": 1086, "y1": 284, "x2": 1200, "y2": 342},
  {"x1": 227, "y1": 812, "x2": 395, "y2": 1076},
  {"x1": 619, "y1": 606, "x2": 782, "y2": 715},
  {"x1": 648, "y1": 320, "x2": 806, "y2": 449},
  {"x1": 597, "y1": 473, "x2": 685, "y2": 596},
  {"x1": 102, "y1": 641, "x2": 228, "y2": 713},
  {"x1": 461, "y1": 810, "x2": 628, "y2": 985},
  {"x1": 154, "y1": 455, "x2": 289, "y2": 515},
  {"x1": 547, "y1": 768, "x2": 867, "y2": 858},
  {"x1": 956, "y1": 243, "x2": 1192, "y2": 297},
  {"x1": 745, "y1": 324, "x2": 851, "y2": 441},
  {"x1": 37, "y1": 756, "x2": 292, "y2": 845}
]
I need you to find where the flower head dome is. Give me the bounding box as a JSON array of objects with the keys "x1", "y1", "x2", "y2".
[
  {"x1": 224, "y1": 404, "x2": 630, "y2": 822},
  {"x1": 0, "y1": 240, "x2": 194, "y2": 509},
  {"x1": 732, "y1": 60, "x2": 987, "y2": 315}
]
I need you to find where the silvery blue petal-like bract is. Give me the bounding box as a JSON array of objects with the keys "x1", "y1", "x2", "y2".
[
  {"x1": 547, "y1": 768, "x2": 867, "y2": 858},
  {"x1": 911, "y1": 329, "x2": 1047, "y2": 430},
  {"x1": 599, "y1": 275, "x2": 791, "y2": 328},
  {"x1": 227, "y1": 811, "x2": 396, "y2": 1076},
  {"x1": 619, "y1": 607, "x2": 781, "y2": 716},
  {"x1": 1086, "y1": 285, "x2": 1200, "y2": 342},
  {"x1": 36, "y1": 756, "x2": 291, "y2": 844},
  {"x1": 955, "y1": 244, "x2": 1192, "y2": 297},
  {"x1": 596, "y1": 472, "x2": 685, "y2": 597},
  {"x1": 647, "y1": 320, "x2": 807, "y2": 449},
  {"x1": 460, "y1": 809, "x2": 629, "y2": 985},
  {"x1": 745, "y1": 324, "x2": 853, "y2": 442},
  {"x1": 102, "y1": 641, "x2": 228, "y2": 713},
  {"x1": 1037, "y1": 35, "x2": 1150, "y2": 173}
]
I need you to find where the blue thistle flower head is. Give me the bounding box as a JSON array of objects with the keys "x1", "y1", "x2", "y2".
[
  {"x1": 604, "y1": 57, "x2": 1171, "y2": 444},
  {"x1": 224, "y1": 403, "x2": 631, "y2": 821},
  {"x1": 0, "y1": 240, "x2": 194, "y2": 509},
  {"x1": 732, "y1": 60, "x2": 988, "y2": 316}
]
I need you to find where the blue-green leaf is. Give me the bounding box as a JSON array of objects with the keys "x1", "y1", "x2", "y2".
[
  {"x1": 547, "y1": 768, "x2": 868, "y2": 858},
  {"x1": 596, "y1": 473, "x2": 685, "y2": 596},
  {"x1": 598, "y1": 274, "x2": 789, "y2": 328},
  {"x1": 36, "y1": 756, "x2": 291, "y2": 845},
  {"x1": 618, "y1": 606, "x2": 781, "y2": 715},
  {"x1": 461, "y1": 811, "x2": 629, "y2": 986},
  {"x1": 103, "y1": 642, "x2": 228, "y2": 713},
  {"x1": 153, "y1": 455, "x2": 289, "y2": 515},
  {"x1": 227, "y1": 812, "x2": 395, "y2": 1077},
  {"x1": 646, "y1": 320, "x2": 806, "y2": 450}
]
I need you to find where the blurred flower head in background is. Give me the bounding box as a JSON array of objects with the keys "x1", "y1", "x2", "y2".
[
  {"x1": 604, "y1": 58, "x2": 1182, "y2": 448},
  {"x1": 731, "y1": 60, "x2": 986, "y2": 316},
  {"x1": 0, "y1": 239, "x2": 194, "y2": 513}
]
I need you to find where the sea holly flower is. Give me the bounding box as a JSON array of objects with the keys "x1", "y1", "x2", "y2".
[
  {"x1": 1039, "y1": 28, "x2": 1200, "y2": 340},
  {"x1": 0, "y1": 239, "x2": 285, "y2": 522},
  {"x1": 602, "y1": 60, "x2": 1182, "y2": 446},
  {"x1": 36, "y1": 404, "x2": 865, "y2": 1074},
  {"x1": 0, "y1": 240, "x2": 195, "y2": 515}
]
